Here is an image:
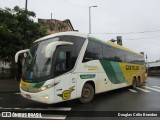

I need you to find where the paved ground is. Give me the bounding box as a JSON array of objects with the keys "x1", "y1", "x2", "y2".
[
  {"x1": 0, "y1": 77, "x2": 160, "y2": 120},
  {"x1": 0, "y1": 79, "x2": 19, "y2": 93}
]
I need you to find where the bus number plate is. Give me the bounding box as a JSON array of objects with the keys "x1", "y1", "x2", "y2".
[{"x1": 26, "y1": 94, "x2": 31, "y2": 99}]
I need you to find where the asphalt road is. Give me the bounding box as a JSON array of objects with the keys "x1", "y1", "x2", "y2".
[{"x1": 0, "y1": 77, "x2": 160, "y2": 120}]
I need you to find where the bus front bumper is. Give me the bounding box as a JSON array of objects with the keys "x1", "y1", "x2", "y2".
[{"x1": 20, "y1": 87, "x2": 54, "y2": 104}]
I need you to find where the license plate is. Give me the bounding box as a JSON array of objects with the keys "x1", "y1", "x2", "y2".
[{"x1": 26, "y1": 94, "x2": 31, "y2": 99}]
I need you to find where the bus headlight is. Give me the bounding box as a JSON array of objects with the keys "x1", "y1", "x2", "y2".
[
  {"x1": 40, "y1": 86, "x2": 47, "y2": 91},
  {"x1": 44, "y1": 95, "x2": 49, "y2": 100},
  {"x1": 39, "y1": 82, "x2": 59, "y2": 91}
]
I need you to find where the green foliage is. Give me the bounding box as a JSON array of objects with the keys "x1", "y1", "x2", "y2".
[{"x1": 0, "y1": 6, "x2": 46, "y2": 63}]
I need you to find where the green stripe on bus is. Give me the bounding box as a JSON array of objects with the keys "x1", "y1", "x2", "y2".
[
  {"x1": 80, "y1": 74, "x2": 96, "y2": 79},
  {"x1": 100, "y1": 60, "x2": 127, "y2": 84},
  {"x1": 32, "y1": 81, "x2": 45, "y2": 88}
]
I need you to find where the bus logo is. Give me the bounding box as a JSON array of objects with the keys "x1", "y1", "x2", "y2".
[
  {"x1": 58, "y1": 86, "x2": 75, "y2": 100},
  {"x1": 126, "y1": 65, "x2": 139, "y2": 70},
  {"x1": 62, "y1": 90, "x2": 72, "y2": 100}
]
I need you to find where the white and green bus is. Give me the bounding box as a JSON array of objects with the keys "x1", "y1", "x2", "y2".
[{"x1": 15, "y1": 32, "x2": 146, "y2": 104}]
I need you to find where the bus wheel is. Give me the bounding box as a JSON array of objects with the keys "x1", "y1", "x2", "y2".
[
  {"x1": 79, "y1": 83, "x2": 94, "y2": 103},
  {"x1": 132, "y1": 77, "x2": 137, "y2": 89},
  {"x1": 137, "y1": 77, "x2": 141, "y2": 87},
  {"x1": 137, "y1": 79, "x2": 140, "y2": 87}
]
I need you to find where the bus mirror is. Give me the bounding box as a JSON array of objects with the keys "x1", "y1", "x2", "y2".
[
  {"x1": 15, "y1": 49, "x2": 29, "y2": 63},
  {"x1": 45, "y1": 41, "x2": 73, "y2": 58},
  {"x1": 24, "y1": 52, "x2": 27, "y2": 58}
]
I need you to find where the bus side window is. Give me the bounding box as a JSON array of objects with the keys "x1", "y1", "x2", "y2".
[
  {"x1": 83, "y1": 40, "x2": 102, "y2": 62},
  {"x1": 55, "y1": 51, "x2": 71, "y2": 76}
]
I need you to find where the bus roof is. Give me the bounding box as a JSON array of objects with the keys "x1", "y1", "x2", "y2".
[
  {"x1": 34, "y1": 32, "x2": 143, "y2": 56},
  {"x1": 34, "y1": 32, "x2": 88, "y2": 43},
  {"x1": 107, "y1": 41, "x2": 143, "y2": 56}
]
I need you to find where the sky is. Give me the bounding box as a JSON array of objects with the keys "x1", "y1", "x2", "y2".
[{"x1": 1, "y1": 0, "x2": 160, "y2": 62}]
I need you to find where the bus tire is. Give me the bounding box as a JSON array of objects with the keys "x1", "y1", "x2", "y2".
[
  {"x1": 137, "y1": 79, "x2": 140, "y2": 87},
  {"x1": 137, "y1": 76, "x2": 141, "y2": 87},
  {"x1": 132, "y1": 77, "x2": 137, "y2": 89},
  {"x1": 79, "y1": 83, "x2": 94, "y2": 103}
]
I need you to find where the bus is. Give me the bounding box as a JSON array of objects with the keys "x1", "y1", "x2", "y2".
[{"x1": 15, "y1": 32, "x2": 146, "y2": 104}]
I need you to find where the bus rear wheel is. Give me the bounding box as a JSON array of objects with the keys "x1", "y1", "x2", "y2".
[
  {"x1": 132, "y1": 77, "x2": 137, "y2": 89},
  {"x1": 137, "y1": 77, "x2": 141, "y2": 87},
  {"x1": 137, "y1": 79, "x2": 141, "y2": 87},
  {"x1": 79, "y1": 83, "x2": 94, "y2": 103}
]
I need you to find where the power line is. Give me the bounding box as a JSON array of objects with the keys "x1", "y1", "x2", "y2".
[
  {"x1": 125, "y1": 35, "x2": 160, "y2": 40},
  {"x1": 62, "y1": 0, "x2": 88, "y2": 8},
  {"x1": 93, "y1": 30, "x2": 160, "y2": 40},
  {"x1": 93, "y1": 29, "x2": 160, "y2": 35}
]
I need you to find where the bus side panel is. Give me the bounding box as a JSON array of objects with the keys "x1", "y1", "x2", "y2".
[
  {"x1": 75, "y1": 60, "x2": 100, "y2": 98},
  {"x1": 119, "y1": 63, "x2": 146, "y2": 85},
  {"x1": 100, "y1": 60, "x2": 145, "y2": 87},
  {"x1": 100, "y1": 60, "x2": 128, "y2": 89},
  {"x1": 54, "y1": 73, "x2": 74, "y2": 103}
]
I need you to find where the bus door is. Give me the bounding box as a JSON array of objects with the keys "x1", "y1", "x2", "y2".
[
  {"x1": 54, "y1": 74, "x2": 72, "y2": 103},
  {"x1": 54, "y1": 73, "x2": 77, "y2": 103},
  {"x1": 70, "y1": 72, "x2": 77, "y2": 99},
  {"x1": 53, "y1": 47, "x2": 76, "y2": 102}
]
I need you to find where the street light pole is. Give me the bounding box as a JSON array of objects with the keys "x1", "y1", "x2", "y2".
[{"x1": 89, "y1": 6, "x2": 97, "y2": 34}]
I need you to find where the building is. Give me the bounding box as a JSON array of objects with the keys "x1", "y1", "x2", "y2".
[
  {"x1": 38, "y1": 19, "x2": 75, "y2": 35},
  {"x1": 147, "y1": 61, "x2": 160, "y2": 76}
]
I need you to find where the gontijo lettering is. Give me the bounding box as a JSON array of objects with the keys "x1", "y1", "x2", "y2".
[{"x1": 126, "y1": 65, "x2": 139, "y2": 70}]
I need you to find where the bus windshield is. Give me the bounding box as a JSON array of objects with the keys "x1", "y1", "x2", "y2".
[{"x1": 22, "y1": 37, "x2": 59, "y2": 81}]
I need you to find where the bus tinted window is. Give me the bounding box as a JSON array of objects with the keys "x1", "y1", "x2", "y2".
[
  {"x1": 103, "y1": 45, "x2": 116, "y2": 61},
  {"x1": 83, "y1": 39, "x2": 103, "y2": 62},
  {"x1": 55, "y1": 51, "x2": 70, "y2": 71},
  {"x1": 54, "y1": 36, "x2": 85, "y2": 77},
  {"x1": 114, "y1": 48, "x2": 123, "y2": 62},
  {"x1": 83, "y1": 38, "x2": 144, "y2": 64}
]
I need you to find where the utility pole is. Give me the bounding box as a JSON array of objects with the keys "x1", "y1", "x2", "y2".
[
  {"x1": 25, "y1": 0, "x2": 28, "y2": 15},
  {"x1": 24, "y1": 0, "x2": 28, "y2": 41}
]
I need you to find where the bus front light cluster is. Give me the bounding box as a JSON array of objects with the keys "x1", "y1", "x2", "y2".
[
  {"x1": 39, "y1": 82, "x2": 59, "y2": 91},
  {"x1": 44, "y1": 95, "x2": 49, "y2": 100},
  {"x1": 40, "y1": 83, "x2": 54, "y2": 91}
]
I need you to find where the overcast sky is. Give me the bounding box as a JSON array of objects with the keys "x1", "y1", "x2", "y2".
[{"x1": 1, "y1": 0, "x2": 160, "y2": 62}]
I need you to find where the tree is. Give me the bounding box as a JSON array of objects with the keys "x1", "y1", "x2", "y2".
[{"x1": 0, "y1": 6, "x2": 46, "y2": 63}]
